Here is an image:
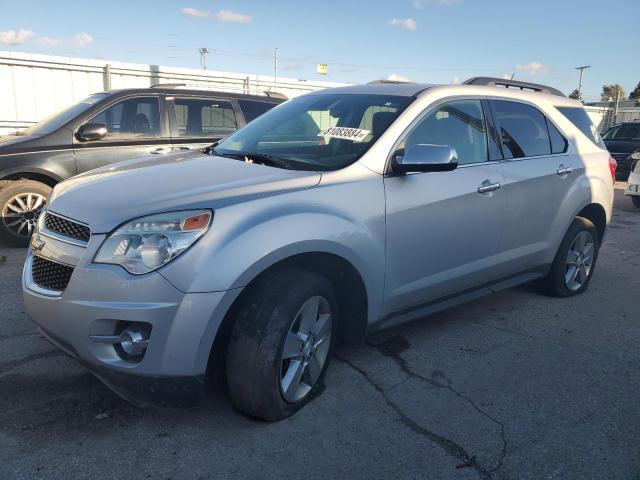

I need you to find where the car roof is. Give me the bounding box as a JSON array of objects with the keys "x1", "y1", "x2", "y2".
[
  {"x1": 308, "y1": 81, "x2": 435, "y2": 97},
  {"x1": 97, "y1": 87, "x2": 285, "y2": 103}
]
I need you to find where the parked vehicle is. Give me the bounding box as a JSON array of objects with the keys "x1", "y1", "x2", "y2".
[
  {"x1": 23, "y1": 77, "x2": 615, "y2": 420},
  {"x1": 0, "y1": 87, "x2": 285, "y2": 246},
  {"x1": 625, "y1": 159, "x2": 640, "y2": 208},
  {"x1": 602, "y1": 121, "x2": 640, "y2": 180}
]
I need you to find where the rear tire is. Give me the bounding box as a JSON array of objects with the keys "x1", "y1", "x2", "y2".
[
  {"x1": 540, "y1": 217, "x2": 600, "y2": 297},
  {"x1": 0, "y1": 180, "x2": 51, "y2": 247},
  {"x1": 226, "y1": 267, "x2": 338, "y2": 421},
  {"x1": 631, "y1": 196, "x2": 640, "y2": 208}
]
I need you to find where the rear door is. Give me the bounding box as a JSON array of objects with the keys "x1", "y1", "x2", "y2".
[
  {"x1": 73, "y1": 94, "x2": 171, "y2": 173},
  {"x1": 488, "y1": 99, "x2": 576, "y2": 278},
  {"x1": 167, "y1": 96, "x2": 241, "y2": 151}
]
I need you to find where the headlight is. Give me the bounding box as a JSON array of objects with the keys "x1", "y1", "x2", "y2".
[
  {"x1": 629, "y1": 151, "x2": 640, "y2": 161},
  {"x1": 94, "y1": 210, "x2": 212, "y2": 274}
]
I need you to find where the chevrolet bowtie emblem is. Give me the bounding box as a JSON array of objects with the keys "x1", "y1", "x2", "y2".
[{"x1": 31, "y1": 235, "x2": 46, "y2": 252}]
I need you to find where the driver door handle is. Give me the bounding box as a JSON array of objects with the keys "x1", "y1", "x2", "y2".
[{"x1": 477, "y1": 182, "x2": 501, "y2": 194}]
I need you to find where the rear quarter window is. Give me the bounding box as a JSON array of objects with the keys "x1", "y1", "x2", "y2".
[
  {"x1": 238, "y1": 100, "x2": 278, "y2": 124},
  {"x1": 556, "y1": 107, "x2": 604, "y2": 148}
]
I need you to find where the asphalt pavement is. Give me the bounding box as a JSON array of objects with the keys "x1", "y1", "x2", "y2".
[{"x1": 1, "y1": 184, "x2": 639, "y2": 480}]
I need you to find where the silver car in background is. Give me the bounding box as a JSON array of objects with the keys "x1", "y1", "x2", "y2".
[{"x1": 23, "y1": 77, "x2": 615, "y2": 420}]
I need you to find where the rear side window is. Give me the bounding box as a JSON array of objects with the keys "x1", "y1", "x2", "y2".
[
  {"x1": 491, "y1": 100, "x2": 551, "y2": 159},
  {"x1": 238, "y1": 100, "x2": 277, "y2": 124},
  {"x1": 556, "y1": 107, "x2": 604, "y2": 147},
  {"x1": 174, "y1": 98, "x2": 237, "y2": 137}
]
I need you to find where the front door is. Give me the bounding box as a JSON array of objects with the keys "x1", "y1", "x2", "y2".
[
  {"x1": 73, "y1": 95, "x2": 172, "y2": 174},
  {"x1": 383, "y1": 99, "x2": 505, "y2": 317}
]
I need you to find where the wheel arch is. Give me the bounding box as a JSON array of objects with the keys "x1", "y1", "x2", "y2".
[
  {"x1": 576, "y1": 202, "x2": 607, "y2": 242},
  {"x1": 0, "y1": 169, "x2": 61, "y2": 188},
  {"x1": 206, "y1": 251, "x2": 369, "y2": 379}
]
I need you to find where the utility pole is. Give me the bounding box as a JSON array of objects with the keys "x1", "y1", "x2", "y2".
[
  {"x1": 614, "y1": 88, "x2": 621, "y2": 124},
  {"x1": 199, "y1": 47, "x2": 209, "y2": 70},
  {"x1": 274, "y1": 47, "x2": 279, "y2": 91},
  {"x1": 575, "y1": 65, "x2": 590, "y2": 101}
]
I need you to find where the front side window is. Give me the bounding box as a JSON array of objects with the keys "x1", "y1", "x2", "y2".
[
  {"x1": 492, "y1": 100, "x2": 552, "y2": 159},
  {"x1": 174, "y1": 98, "x2": 237, "y2": 137},
  {"x1": 90, "y1": 96, "x2": 161, "y2": 139},
  {"x1": 214, "y1": 94, "x2": 412, "y2": 171},
  {"x1": 401, "y1": 99, "x2": 488, "y2": 165}
]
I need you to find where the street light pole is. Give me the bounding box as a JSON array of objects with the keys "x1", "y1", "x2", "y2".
[
  {"x1": 274, "y1": 47, "x2": 279, "y2": 90},
  {"x1": 199, "y1": 48, "x2": 209, "y2": 70},
  {"x1": 575, "y1": 65, "x2": 590, "y2": 101}
]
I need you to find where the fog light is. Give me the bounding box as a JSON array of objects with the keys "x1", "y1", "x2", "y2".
[{"x1": 119, "y1": 326, "x2": 150, "y2": 356}]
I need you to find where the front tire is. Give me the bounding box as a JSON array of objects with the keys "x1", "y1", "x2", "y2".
[
  {"x1": 0, "y1": 180, "x2": 51, "y2": 247},
  {"x1": 631, "y1": 196, "x2": 640, "y2": 208},
  {"x1": 540, "y1": 217, "x2": 600, "y2": 297},
  {"x1": 226, "y1": 267, "x2": 338, "y2": 421}
]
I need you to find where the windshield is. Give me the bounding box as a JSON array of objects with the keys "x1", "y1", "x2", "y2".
[
  {"x1": 214, "y1": 94, "x2": 413, "y2": 171},
  {"x1": 22, "y1": 93, "x2": 109, "y2": 137},
  {"x1": 603, "y1": 124, "x2": 640, "y2": 141}
]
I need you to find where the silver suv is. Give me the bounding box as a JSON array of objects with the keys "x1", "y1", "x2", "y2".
[{"x1": 23, "y1": 77, "x2": 615, "y2": 420}]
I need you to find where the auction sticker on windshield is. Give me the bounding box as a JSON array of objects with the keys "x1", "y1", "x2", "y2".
[{"x1": 318, "y1": 127, "x2": 370, "y2": 142}]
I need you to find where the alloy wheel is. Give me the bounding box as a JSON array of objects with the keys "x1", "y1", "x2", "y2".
[
  {"x1": 280, "y1": 295, "x2": 332, "y2": 403},
  {"x1": 564, "y1": 230, "x2": 595, "y2": 291},
  {"x1": 1, "y1": 192, "x2": 46, "y2": 239}
]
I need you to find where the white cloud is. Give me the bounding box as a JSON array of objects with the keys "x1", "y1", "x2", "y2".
[
  {"x1": 181, "y1": 7, "x2": 211, "y2": 18},
  {"x1": 414, "y1": 0, "x2": 460, "y2": 7},
  {"x1": 515, "y1": 61, "x2": 550, "y2": 76},
  {"x1": 36, "y1": 36, "x2": 64, "y2": 48},
  {"x1": 389, "y1": 18, "x2": 417, "y2": 31},
  {"x1": 451, "y1": 75, "x2": 461, "y2": 84},
  {"x1": 72, "y1": 32, "x2": 93, "y2": 47},
  {"x1": 0, "y1": 29, "x2": 33, "y2": 45},
  {"x1": 387, "y1": 73, "x2": 410, "y2": 82},
  {"x1": 215, "y1": 10, "x2": 252, "y2": 23}
]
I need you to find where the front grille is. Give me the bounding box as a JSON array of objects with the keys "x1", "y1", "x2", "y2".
[
  {"x1": 44, "y1": 212, "x2": 91, "y2": 243},
  {"x1": 31, "y1": 255, "x2": 74, "y2": 291}
]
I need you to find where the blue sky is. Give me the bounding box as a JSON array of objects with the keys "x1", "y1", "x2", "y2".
[{"x1": 1, "y1": 0, "x2": 638, "y2": 100}]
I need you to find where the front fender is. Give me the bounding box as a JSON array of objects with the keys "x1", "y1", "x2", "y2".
[{"x1": 159, "y1": 173, "x2": 386, "y2": 323}]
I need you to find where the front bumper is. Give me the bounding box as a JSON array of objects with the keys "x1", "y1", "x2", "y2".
[
  {"x1": 22, "y1": 233, "x2": 241, "y2": 407},
  {"x1": 625, "y1": 170, "x2": 640, "y2": 197}
]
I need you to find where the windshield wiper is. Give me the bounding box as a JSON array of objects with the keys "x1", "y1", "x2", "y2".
[{"x1": 212, "y1": 150, "x2": 293, "y2": 169}]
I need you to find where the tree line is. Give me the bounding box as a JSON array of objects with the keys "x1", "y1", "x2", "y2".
[{"x1": 569, "y1": 81, "x2": 640, "y2": 102}]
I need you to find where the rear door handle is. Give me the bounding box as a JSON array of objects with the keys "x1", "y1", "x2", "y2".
[
  {"x1": 477, "y1": 182, "x2": 501, "y2": 194},
  {"x1": 557, "y1": 165, "x2": 573, "y2": 176}
]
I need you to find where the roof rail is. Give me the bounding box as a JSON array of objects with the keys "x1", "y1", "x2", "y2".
[
  {"x1": 150, "y1": 83, "x2": 187, "y2": 88},
  {"x1": 263, "y1": 91, "x2": 288, "y2": 100},
  {"x1": 463, "y1": 77, "x2": 565, "y2": 97},
  {"x1": 367, "y1": 79, "x2": 414, "y2": 85}
]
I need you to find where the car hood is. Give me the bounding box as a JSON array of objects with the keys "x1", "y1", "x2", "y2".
[
  {"x1": 604, "y1": 140, "x2": 640, "y2": 154},
  {"x1": 48, "y1": 151, "x2": 321, "y2": 233}
]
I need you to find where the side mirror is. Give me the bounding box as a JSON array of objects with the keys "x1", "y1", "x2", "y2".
[
  {"x1": 392, "y1": 144, "x2": 458, "y2": 174},
  {"x1": 76, "y1": 123, "x2": 107, "y2": 142}
]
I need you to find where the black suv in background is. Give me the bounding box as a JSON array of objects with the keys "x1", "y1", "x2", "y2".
[
  {"x1": 602, "y1": 121, "x2": 640, "y2": 180},
  {"x1": 0, "y1": 87, "x2": 284, "y2": 246}
]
